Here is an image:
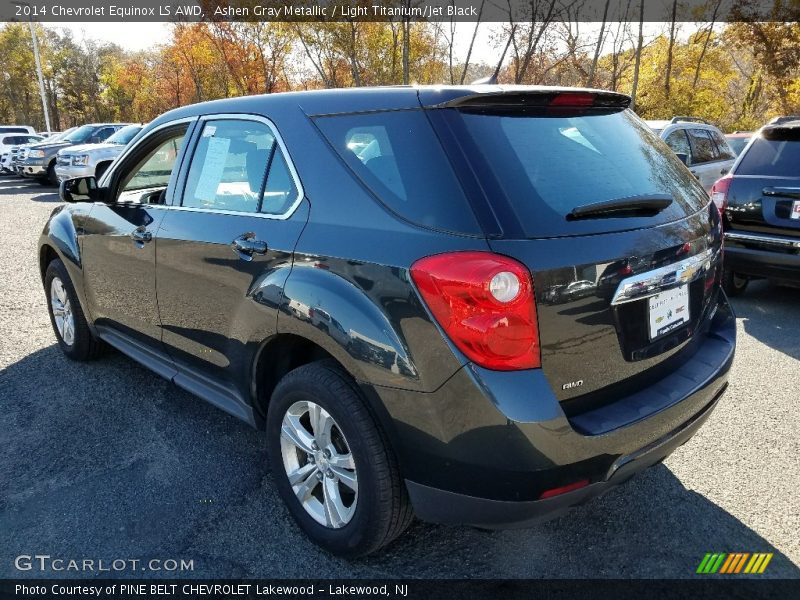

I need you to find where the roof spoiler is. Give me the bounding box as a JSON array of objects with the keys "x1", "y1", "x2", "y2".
[{"x1": 431, "y1": 89, "x2": 632, "y2": 111}]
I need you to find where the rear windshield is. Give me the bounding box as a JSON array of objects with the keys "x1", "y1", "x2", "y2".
[
  {"x1": 736, "y1": 129, "x2": 800, "y2": 176},
  {"x1": 451, "y1": 108, "x2": 708, "y2": 238},
  {"x1": 314, "y1": 110, "x2": 481, "y2": 235}
]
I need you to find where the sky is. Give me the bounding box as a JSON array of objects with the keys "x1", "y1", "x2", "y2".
[{"x1": 53, "y1": 21, "x2": 693, "y2": 70}]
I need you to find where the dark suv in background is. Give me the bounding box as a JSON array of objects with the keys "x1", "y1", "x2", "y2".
[
  {"x1": 712, "y1": 120, "x2": 800, "y2": 295},
  {"x1": 41, "y1": 86, "x2": 735, "y2": 556}
]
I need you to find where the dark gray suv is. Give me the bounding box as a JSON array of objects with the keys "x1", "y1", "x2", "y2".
[{"x1": 40, "y1": 86, "x2": 735, "y2": 556}]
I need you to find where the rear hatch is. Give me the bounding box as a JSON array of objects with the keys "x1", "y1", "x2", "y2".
[
  {"x1": 422, "y1": 88, "x2": 723, "y2": 405},
  {"x1": 725, "y1": 124, "x2": 800, "y2": 239}
]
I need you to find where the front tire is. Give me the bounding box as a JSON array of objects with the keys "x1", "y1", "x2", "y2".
[
  {"x1": 44, "y1": 258, "x2": 104, "y2": 361},
  {"x1": 266, "y1": 361, "x2": 413, "y2": 557},
  {"x1": 722, "y1": 269, "x2": 749, "y2": 297}
]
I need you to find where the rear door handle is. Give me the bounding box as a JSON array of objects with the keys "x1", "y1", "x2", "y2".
[
  {"x1": 130, "y1": 227, "x2": 152, "y2": 243},
  {"x1": 231, "y1": 233, "x2": 268, "y2": 260}
]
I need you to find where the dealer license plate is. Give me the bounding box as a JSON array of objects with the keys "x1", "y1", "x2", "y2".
[{"x1": 648, "y1": 284, "x2": 690, "y2": 340}]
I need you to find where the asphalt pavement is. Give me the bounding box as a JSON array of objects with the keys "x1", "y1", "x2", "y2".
[{"x1": 0, "y1": 175, "x2": 798, "y2": 579}]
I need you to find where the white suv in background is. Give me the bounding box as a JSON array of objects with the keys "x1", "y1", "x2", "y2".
[{"x1": 646, "y1": 117, "x2": 736, "y2": 193}]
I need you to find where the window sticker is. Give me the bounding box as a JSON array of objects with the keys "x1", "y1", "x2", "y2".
[{"x1": 194, "y1": 136, "x2": 230, "y2": 201}]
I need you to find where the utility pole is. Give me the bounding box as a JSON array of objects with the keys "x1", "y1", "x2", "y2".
[{"x1": 13, "y1": 2, "x2": 51, "y2": 132}]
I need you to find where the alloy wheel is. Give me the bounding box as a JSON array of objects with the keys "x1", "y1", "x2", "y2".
[
  {"x1": 50, "y1": 277, "x2": 75, "y2": 346},
  {"x1": 279, "y1": 400, "x2": 358, "y2": 528}
]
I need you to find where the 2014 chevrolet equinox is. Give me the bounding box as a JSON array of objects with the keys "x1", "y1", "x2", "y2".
[{"x1": 40, "y1": 86, "x2": 736, "y2": 557}]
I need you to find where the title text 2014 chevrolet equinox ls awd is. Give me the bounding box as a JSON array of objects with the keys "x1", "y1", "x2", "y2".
[{"x1": 40, "y1": 86, "x2": 735, "y2": 557}]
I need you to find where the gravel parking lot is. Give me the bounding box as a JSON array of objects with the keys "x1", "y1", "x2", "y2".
[{"x1": 1, "y1": 175, "x2": 798, "y2": 579}]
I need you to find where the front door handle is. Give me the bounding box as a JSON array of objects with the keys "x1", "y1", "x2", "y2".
[
  {"x1": 231, "y1": 233, "x2": 268, "y2": 260},
  {"x1": 130, "y1": 227, "x2": 152, "y2": 243}
]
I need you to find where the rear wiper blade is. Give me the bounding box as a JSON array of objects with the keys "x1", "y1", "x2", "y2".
[{"x1": 568, "y1": 195, "x2": 673, "y2": 220}]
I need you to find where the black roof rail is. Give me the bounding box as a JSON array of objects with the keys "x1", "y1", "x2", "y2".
[
  {"x1": 768, "y1": 115, "x2": 800, "y2": 125},
  {"x1": 670, "y1": 116, "x2": 710, "y2": 125}
]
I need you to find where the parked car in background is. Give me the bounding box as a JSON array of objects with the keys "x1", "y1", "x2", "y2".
[
  {"x1": 42, "y1": 86, "x2": 734, "y2": 557},
  {"x1": 13, "y1": 128, "x2": 76, "y2": 176},
  {"x1": 55, "y1": 124, "x2": 143, "y2": 183},
  {"x1": 37, "y1": 131, "x2": 60, "y2": 138},
  {"x1": 21, "y1": 123, "x2": 128, "y2": 185},
  {"x1": 725, "y1": 132, "x2": 752, "y2": 156},
  {"x1": 646, "y1": 117, "x2": 736, "y2": 193},
  {"x1": 0, "y1": 133, "x2": 44, "y2": 173},
  {"x1": 0, "y1": 125, "x2": 35, "y2": 135},
  {"x1": 712, "y1": 119, "x2": 800, "y2": 295}
]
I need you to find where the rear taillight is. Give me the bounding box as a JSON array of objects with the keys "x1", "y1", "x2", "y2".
[
  {"x1": 710, "y1": 174, "x2": 732, "y2": 214},
  {"x1": 410, "y1": 252, "x2": 540, "y2": 371}
]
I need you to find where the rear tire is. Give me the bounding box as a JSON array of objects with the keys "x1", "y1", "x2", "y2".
[
  {"x1": 266, "y1": 361, "x2": 413, "y2": 557},
  {"x1": 44, "y1": 258, "x2": 105, "y2": 361},
  {"x1": 722, "y1": 269, "x2": 749, "y2": 297}
]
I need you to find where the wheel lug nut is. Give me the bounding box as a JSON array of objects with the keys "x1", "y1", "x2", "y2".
[
  {"x1": 308, "y1": 455, "x2": 315, "y2": 464},
  {"x1": 326, "y1": 470, "x2": 334, "y2": 478},
  {"x1": 323, "y1": 449, "x2": 331, "y2": 458},
  {"x1": 311, "y1": 442, "x2": 319, "y2": 450},
  {"x1": 316, "y1": 471, "x2": 323, "y2": 480}
]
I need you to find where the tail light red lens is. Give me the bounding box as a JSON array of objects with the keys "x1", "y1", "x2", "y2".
[
  {"x1": 410, "y1": 252, "x2": 540, "y2": 370},
  {"x1": 710, "y1": 174, "x2": 732, "y2": 214}
]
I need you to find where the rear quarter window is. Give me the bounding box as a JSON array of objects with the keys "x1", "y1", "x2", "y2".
[
  {"x1": 314, "y1": 110, "x2": 481, "y2": 235},
  {"x1": 736, "y1": 129, "x2": 800, "y2": 176}
]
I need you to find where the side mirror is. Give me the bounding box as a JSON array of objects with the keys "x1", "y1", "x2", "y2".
[
  {"x1": 675, "y1": 152, "x2": 689, "y2": 166},
  {"x1": 60, "y1": 176, "x2": 102, "y2": 203}
]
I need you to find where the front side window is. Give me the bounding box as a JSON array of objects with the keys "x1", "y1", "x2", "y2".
[
  {"x1": 688, "y1": 129, "x2": 718, "y2": 163},
  {"x1": 117, "y1": 130, "x2": 187, "y2": 203},
  {"x1": 182, "y1": 119, "x2": 297, "y2": 215}
]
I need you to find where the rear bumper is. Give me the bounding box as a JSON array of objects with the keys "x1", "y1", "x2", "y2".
[
  {"x1": 377, "y1": 293, "x2": 735, "y2": 527},
  {"x1": 406, "y1": 386, "x2": 723, "y2": 528},
  {"x1": 724, "y1": 233, "x2": 800, "y2": 283}
]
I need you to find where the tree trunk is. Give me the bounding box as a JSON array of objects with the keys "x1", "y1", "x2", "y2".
[
  {"x1": 665, "y1": 0, "x2": 677, "y2": 97},
  {"x1": 587, "y1": 0, "x2": 610, "y2": 86},
  {"x1": 460, "y1": 0, "x2": 485, "y2": 84},
  {"x1": 402, "y1": 9, "x2": 410, "y2": 85},
  {"x1": 630, "y1": 0, "x2": 645, "y2": 109}
]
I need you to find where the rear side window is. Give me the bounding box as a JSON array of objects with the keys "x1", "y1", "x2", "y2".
[
  {"x1": 315, "y1": 110, "x2": 480, "y2": 234},
  {"x1": 736, "y1": 129, "x2": 800, "y2": 176},
  {"x1": 452, "y1": 109, "x2": 707, "y2": 238},
  {"x1": 687, "y1": 129, "x2": 717, "y2": 163},
  {"x1": 709, "y1": 130, "x2": 735, "y2": 160}
]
